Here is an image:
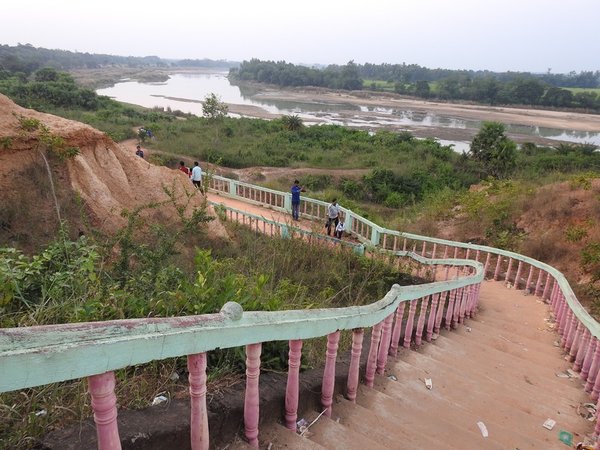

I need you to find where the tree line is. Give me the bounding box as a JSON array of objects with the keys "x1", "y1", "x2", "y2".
[
  {"x1": 0, "y1": 44, "x2": 238, "y2": 75},
  {"x1": 230, "y1": 59, "x2": 600, "y2": 111}
]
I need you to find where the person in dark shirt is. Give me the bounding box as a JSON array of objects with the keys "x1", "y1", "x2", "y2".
[
  {"x1": 290, "y1": 179, "x2": 305, "y2": 220},
  {"x1": 135, "y1": 145, "x2": 144, "y2": 158}
]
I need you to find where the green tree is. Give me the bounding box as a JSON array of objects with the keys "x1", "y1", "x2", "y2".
[
  {"x1": 469, "y1": 121, "x2": 517, "y2": 179},
  {"x1": 201, "y1": 93, "x2": 228, "y2": 120},
  {"x1": 414, "y1": 80, "x2": 431, "y2": 98},
  {"x1": 281, "y1": 114, "x2": 304, "y2": 131}
]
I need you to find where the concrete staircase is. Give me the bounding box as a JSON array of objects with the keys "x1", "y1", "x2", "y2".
[{"x1": 230, "y1": 281, "x2": 596, "y2": 449}]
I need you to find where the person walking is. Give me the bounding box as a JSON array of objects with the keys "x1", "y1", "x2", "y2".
[
  {"x1": 191, "y1": 161, "x2": 204, "y2": 193},
  {"x1": 135, "y1": 145, "x2": 144, "y2": 158},
  {"x1": 326, "y1": 199, "x2": 340, "y2": 236},
  {"x1": 179, "y1": 161, "x2": 191, "y2": 178},
  {"x1": 290, "y1": 179, "x2": 305, "y2": 221}
]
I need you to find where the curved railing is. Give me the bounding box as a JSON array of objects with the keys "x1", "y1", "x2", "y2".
[
  {"x1": 0, "y1": 247, "x2": 482, "y2": 449},
  {"x1": 3, "y1": 174, "x2": 600, "y2": 449}
]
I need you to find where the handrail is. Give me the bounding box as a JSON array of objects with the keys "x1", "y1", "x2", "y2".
[
  {"x1": 3, "y1": 173, "x2": 599, "y2": 450},
  {"x1": 0, "y1": 253, "x2": 482, "y2": 393},
  {"x1": 207, "y1": 174, "x2": 599, "y2": 338}
]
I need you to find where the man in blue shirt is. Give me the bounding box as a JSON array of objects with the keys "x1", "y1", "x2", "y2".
[{"x1": 290, "y1": 180, "x2": 304, "y2": 220}]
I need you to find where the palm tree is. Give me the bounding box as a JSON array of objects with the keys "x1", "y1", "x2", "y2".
[{"x1": 281, "y1": 114, "x2": 303, "y2": 132}]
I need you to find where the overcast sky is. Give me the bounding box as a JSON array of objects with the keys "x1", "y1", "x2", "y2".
[{"x1": 2, "y1": 0, "x2": 598, "y2": 74}]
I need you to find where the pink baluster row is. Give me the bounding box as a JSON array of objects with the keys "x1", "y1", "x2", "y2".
[{"x1": 86, "y1": 280, "x2": 483, "y2": 449}]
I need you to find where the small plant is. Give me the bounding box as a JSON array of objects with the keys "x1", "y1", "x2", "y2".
[
  {"x1": 570, "y1": 172, "x2": 596, "y2": 190},
  {"x1": 15, "y1": 114, "x2": 41, "y2": 132},
  {"x1": 565, "y1": 225, "x2": 588, "y2": 243},
  {"x1": 0, "y1": 136, "x2": 12, "y2": 149}
]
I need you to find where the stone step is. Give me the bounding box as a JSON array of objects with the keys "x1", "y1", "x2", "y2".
[
  {"x1": 331, "y1": 396, "x2": 443, "y2": 450},
  {"x1": 304, "y1": 411, "x2": 388, "y2": 450},
  {"x1": 355, "y1": 385, "x2": 506, "y2": 449}
]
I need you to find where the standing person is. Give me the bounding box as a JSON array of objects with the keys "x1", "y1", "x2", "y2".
[
  {"x1": 179, "y1": 161, "x2": 191, "y2": 178},
  {"x1": 335, "y1": 219, "x2": 345, "y2": 239},
  {"x1": 326, "y1": 199, "x2": 340, "y2": 236},
  {"x1": 191, "y1": 161, "x2": 204, "y2": 193},
  {"x1": 290, "y1": 179, "x2": 305, "y2": 221},
  {"x1": 135, "y1": 145, "x2": 144, "y2": 158}
]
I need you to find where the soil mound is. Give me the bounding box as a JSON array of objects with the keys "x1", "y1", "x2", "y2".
[{"x1": 0, "y1": 94, "x2": 227, "y2": 251}]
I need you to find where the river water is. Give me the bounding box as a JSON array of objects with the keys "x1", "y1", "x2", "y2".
[{"x1": 97, "y1": 72, "x2": 600, "y2": 151}]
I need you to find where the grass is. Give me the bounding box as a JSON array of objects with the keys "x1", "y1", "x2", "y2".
[{"x1": 564, "y1": 87, "x2": 600, "y2": 95}]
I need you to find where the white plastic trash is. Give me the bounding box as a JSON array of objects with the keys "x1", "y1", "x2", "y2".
[{"x1": 476, "y1": 421, "x2": 488, "y2": 437}]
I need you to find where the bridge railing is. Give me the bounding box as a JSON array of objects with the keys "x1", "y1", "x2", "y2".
[{"x1": 0, "y1": 245, "x2": 482, "y2": 449}]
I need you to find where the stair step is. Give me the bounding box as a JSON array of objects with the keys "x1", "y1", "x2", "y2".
[
  {"x1": 355, "y1": 385, "x2": 507, "y2": 449},
  {"x1": 331, "y1": 396, "x2": 442, "y2": 450},
  {"x1": 238, "y1": 422, "x2": 327, "y2": 450},
  {"x1": 375, "y1": 363, "x2": 580, "y2": 449},
  {"x1": 425, "y1": 332, "x2": 589, "y2": 396},
  {"x1": 304, "y1": 411, "x2": 388, "y2": 450}
]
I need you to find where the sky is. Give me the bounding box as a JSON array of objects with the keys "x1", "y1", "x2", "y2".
[{"x1": 2, "y1": 0, "x2": 599, "y2": 74}]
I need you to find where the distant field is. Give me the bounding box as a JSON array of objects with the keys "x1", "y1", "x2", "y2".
[
  {"x1": 564, "y1": 87, "x2": 600, "y2": 95},
  {"x1": 362, "y1": 79, "x2": 395, "y2": 91}
]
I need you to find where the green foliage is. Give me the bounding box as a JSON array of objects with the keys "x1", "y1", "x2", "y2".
[
  {"x1": 280, "y1": 114, "x2": 304, "y2": 131},
  {"x1": 201, "y1": 93, "x2": 228, "y2": 120},
  {"x1": 15, "y1": 114, "x2": 80, "y2": 160},
  {"x1": 565, "y1": 225, "x2": 588, "y2": 243},
  {"x1": 582, "y1": 242, "x2": 600, "y2": 281},
  {"x1": 469, "y1": 122, "x2": 517, "y2": 179}
]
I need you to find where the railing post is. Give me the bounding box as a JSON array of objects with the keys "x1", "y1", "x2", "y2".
[
  {"x1": 426, "y1": 293, "x2": 440, "y2": 342},
  {"x1": 575, "y1": 330, "x2": 591, "y2": 372},
  {"x1": 534, "y1": 269, "x2": 544, "y2": 296},
  {"x1": 188, "y1": 353, "x2": 209, "y2": 450},
  {"x1": 525, "y1": 265, "x2": 534, "y2": 292},
  {"x1": 542, "y1": 272, "x2": 552, "y2": 300},
  {"x1": 377, "y1": 314, "x2": 394, "y2": 374},
  {"x1": 493, "y1": 256, "x2": 502, "y2": 281},
  {"x1": 285, "y1": 340, "x2": 303, "y2": 431},
  {"x1": 585, "y1": 341, "x2": 600, "y2": 392},
  {"x1": 389, "y1": 303, "x2": 406, "y2": 356},
  {"x1": 403, "y1": 299, "x2": 418, "y2": 348},
  {"x1": 284, "y1": 192, "x2": 292, "y2": 213},
  {"x1": 365, "y1": 322, "x2": 383, "y2": 387},
  {"x1": 345, "y1": 212, "x2": 353, "y2": 233},
  {"x1": 244, "y1": 343, "x2": 262, "y2": 448},
  {"x1": 228, "y1": 179, "x2": 237, "y2": 196},
  {"x1": 370, "y1": 227, "x2": 380, "y2": 246},
  {"x1": 414, "y1": 296, "x2": 430, "y2": 346},
  {"x1": 88, "y1": 371, "x2": 121, "y2": 450},
  {"x1": 513, "y1": 261, "x2": 523, "y2": 290},
  {"x1": 322, "y1": 331, "x2": 340, "y2": 417},
  {"x1": 434, "y1": 291, "x2": 447, "y2": 334},
  {"x1": 347, "y1": 329, "x2": 364, "y2": 402}
]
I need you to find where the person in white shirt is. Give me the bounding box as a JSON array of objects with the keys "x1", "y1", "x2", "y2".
[
  {"x1": 335, "y1": 220, "x2": 345, "y2": 239},
  {"x1": 191, "y1": 161, "x2": 204, "y2": 193},
  {"x1": 326, "y1": 199, "x2": 340, "y2": 236}
]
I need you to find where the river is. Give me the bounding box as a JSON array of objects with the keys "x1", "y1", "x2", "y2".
[{"x1": 97, "y1": 72, "x2": 600, "y2": 152}]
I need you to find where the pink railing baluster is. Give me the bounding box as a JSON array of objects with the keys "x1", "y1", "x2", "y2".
[
  {"x1": 365, "y1": 322, "x2": 383, "y2": 387},
  {"x1": 445, "y1": 290, "x2": 457, "y2": 330},
  {"x1": 451, "y1": 288, "x2": 462, "y2": 328},
  {"x1": 244, "y1": 343, "x2": 262, "y2": 448},
  {"x1": 534, "y1": 269, "x2": 544, "y2": 296},
  {"x1": 550, "y1": 282, "x2": 559, "y2": 311},
  {"x1": 432, "y1": 243, "x2": 437, "y2": 258},
  {"x1": 569, "y1": 324, "x2": 583, "y2": 361},
  {"x1": 585, "y1": 342, "x2": 600, "y2": 392},
  {"x1": 389, "y1": 303, "x2": 407, "y2": 356},
  {"x1": 542, "y1": 272, "x2": 552, "y2": 300},
  {"x1": 564, "y1": 315, "x2": 578, "y2": 351},
  {"x1": 188, "y1": 353, "x2": 209, "y2": 450},
  {"x1": 524, "y1": 265, "x2": 534, "y2": 292},
  {"x1": 465, "y1": 248, "x2": 471, "y2": 261},
  {"x1": 403, "y1": 238, "x2": 407, "y2": 251},
  {"x1": 513, "y1": 261, "x2": 523, "y2": 289},
  {"x1": 347, "y1": 329, "x2": 364, "y2": 402},
  {"x1": 285, "y1": 340, "x2": 303, "y2": 431},
  {"x1": 321, "y1": 331, "x2": 340, "y2": 417},
  {"x1": 377, "y1": 314, "x2": 394, "y2": 374},
  {"x1": 426, "y1": 293, "x2": 440, "y2": 342},
  {"x1": 475, "y1": 249, "x2": 481, "y2": 262},
  {"x1": 483, "y1": 252, "x2": 491, "y2": 278},
  {"x1": 414, "y1": 295, "x2": 430, "y2": 346},
  {"x1": 403, "y1": 299, "x2": 418, "y2": 348},
  {"x1": 558, "y1": 297, "x2": 569, "y2": 338},
  {"x1": 504, "y1": 258, "x2": 514, "y2": 284},
  {"x1": 421, "y1": 242, "x2": 427, "y2": 257},
  {"x1": 493, "y1": 256, "x2": 502, "y2": 281},
  {"x1": 575, "y1": 330, "x2": 592, "y2": 372},
  {"x1": 434, "y1": 291, "x2": 447, "y2": 334},
  {"x1": 88, "y1": 371, "x2": 121, "y2": 450}
]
